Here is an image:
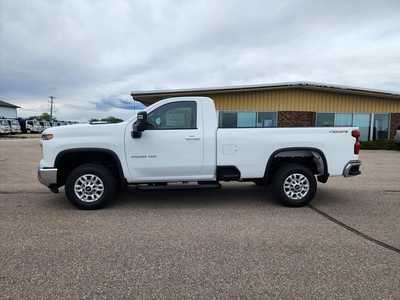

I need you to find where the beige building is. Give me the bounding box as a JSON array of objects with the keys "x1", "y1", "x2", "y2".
[{"x1": 131, "y1": 82, "x2": 400, "y2": 141}]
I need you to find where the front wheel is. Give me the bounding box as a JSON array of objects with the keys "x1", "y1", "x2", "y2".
[
  {"x1": 273, "y1": 163, "x2": 317, "y2": 207},
  {"x1": 65, "y1": 164, "x2": 116, "y2": 209}
]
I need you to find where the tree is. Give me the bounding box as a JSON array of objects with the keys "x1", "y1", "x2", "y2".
[
  {"x1": 89, "y1": 116, "x2": 123, "y2": 123},
  {"x1": 39, "y1": 112, "x2": 52, "y2": 121},
  {"x1": 102, "y1": 116, "x2": 123, "y2": 123},
  {"x1": 27, "y1": 112, "x2": 52, "y2": 121}
]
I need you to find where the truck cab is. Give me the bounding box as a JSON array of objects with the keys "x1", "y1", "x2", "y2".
[{"x1": 38, "y1": 97, "x2": 361, "y2": 209}]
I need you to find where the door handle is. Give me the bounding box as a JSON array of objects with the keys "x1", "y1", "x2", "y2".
[{"x1": 185, "y1": 135, "x2": 200, "y2": 140}]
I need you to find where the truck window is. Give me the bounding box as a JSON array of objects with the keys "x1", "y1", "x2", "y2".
[{"x1": 147, "y1": 101, "x2": 197, "y2": 130}]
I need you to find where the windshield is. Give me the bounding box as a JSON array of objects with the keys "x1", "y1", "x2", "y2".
[
  {"x1": 11, "y1": 120, "x2": 19, "y2": 125},
  {"x1": 1, "y1": 120, "x2": 9, "y2": 125}
]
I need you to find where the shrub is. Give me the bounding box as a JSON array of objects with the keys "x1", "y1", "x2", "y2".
[{"x1": 360, "y1": 140, "x2": 400, "y2": 151}]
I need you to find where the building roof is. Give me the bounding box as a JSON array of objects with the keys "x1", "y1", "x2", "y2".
[
  {"x1": 0, "y1": 99, "x2": 20, "y2": 108},
  {"x1": 131, "y1": 81, "x2": 400, "y2": 105}
]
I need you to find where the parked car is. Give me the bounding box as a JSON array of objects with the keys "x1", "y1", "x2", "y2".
[
  {"x1": 7, "y1": 118, "x2": 22, "y2": 134},
  {"x1": 26, "y1": 119, "x2": 43, "y2": 133},
  {"x1": 38, "y1": 97, "x2": 362, "y2": 209},
  {"x1": 0, "y1": 119, "x2": 12, "y2": 134},
  {"x1": 39, "y1": 121, "x2": 51, "y2": 130},
  {"x1": 52, "y1": 121, "x2": 65, "y2": 127}
]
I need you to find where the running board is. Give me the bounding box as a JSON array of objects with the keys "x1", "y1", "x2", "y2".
[{"x1": 135, "y1": 182, "x2": 221, "y2": 190}]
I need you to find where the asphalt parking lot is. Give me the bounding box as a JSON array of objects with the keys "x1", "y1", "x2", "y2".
[{"x1": 1, "y1": 138, "x2": 399, "y2": 299}]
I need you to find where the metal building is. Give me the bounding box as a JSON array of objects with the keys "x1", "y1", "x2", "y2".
[
  {"x1": 131, "y1": 82, "x2": 400, "y2": 141},
  {"x1": 0, "y1": 99, "x2": 20, "y2": 118}
]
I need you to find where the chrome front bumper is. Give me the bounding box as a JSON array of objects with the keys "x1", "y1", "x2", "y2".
[
  {"x1": 343, "y1": 160, "x2": 361, "y2": 177},
  {"x1": 38, "y1": 167, "x2": 58, "y2": 187}
]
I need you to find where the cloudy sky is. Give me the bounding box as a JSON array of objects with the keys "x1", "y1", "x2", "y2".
[{"x1": 1, "y1": 0, "x2": 400, "y2": 121}]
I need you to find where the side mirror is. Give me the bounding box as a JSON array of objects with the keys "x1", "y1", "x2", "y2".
[
  {"x1": 131, "y1": 111, "x2": 148, "y2": 138},
  {"x1": 137, "y1": 111, "x2": 147, "y2": 122}
]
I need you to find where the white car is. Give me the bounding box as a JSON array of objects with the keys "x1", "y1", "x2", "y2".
[
  {"x1": 26, "y1": 119, "x2": 43, "y2": 133},
  {"x1": 7, "y1": 119, "x2": 22, "y2": 134},
  {"x1": 38, "y1": 97, "x2": 361, "y2": 209},
  {"x1": 39, "y1": 121, "x2": 52, "y2": 130},
  {"x1": 0, "y1": 119, "x2": 11, "y2": 134}
]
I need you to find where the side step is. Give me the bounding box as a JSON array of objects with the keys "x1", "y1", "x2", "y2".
[{"x1": 136, "y1": 182, "x2": 221, "y2": 190}]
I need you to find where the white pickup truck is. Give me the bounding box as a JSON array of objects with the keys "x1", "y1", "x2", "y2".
[{"x1": 38, "y1": 97, "x2": 361, "y2": 209}]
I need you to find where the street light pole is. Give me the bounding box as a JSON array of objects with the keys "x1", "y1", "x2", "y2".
[{"x1": 49, "y1": 96, "x2": 55, "y2": 120}]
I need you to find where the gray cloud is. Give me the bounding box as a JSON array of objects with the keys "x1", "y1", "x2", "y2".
[
  {"x1": 1, "y1": 0, "x2": 400, "y2": 121},
  {"x1": 94, "y1": 98, "x2": 144, "y2": 111}
]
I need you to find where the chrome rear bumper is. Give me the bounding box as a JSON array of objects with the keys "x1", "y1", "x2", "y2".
[
  {"x1": 343, "y1": 160, "x2": 361, "y2": 177},
  {"x1": 38, "y1": 167, "x2": 58, "y2": 187}
]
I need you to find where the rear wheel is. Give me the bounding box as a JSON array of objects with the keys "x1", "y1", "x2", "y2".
[
  {"x1": 273, "y1": 163, "x2": 316, "y2": 207},
  {"x1": 65, "y1": 164, "x2": 116, "y2": 209}
]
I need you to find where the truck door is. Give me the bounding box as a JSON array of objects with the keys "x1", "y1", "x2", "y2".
[{"x1": 125, "y1": 100, "x2": 207, "y2": 182}]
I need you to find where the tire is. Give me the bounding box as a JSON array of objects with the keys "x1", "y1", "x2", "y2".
[
  {"x1": 65, "y1": 163, "x2": 116, "y2": 209},
  {"x1": 272, "y1": 163, "x2": 317, "y2": 207}
]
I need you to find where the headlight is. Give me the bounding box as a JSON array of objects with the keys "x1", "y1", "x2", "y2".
[{"x1": 41, "y1": 133, "x2": 54, "y2": 140}]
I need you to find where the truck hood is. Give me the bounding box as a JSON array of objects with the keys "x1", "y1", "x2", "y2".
[{"x1": 43, "y1": 122, "x2": 128, "y2": 138}]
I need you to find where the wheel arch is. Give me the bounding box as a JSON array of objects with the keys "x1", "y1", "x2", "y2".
[
  {"x1": 264, "y1": 147, "x2": 329, "y2": 182},
  {"x1": 54, "y1": 148, "x2": 125, "y2": 186}
]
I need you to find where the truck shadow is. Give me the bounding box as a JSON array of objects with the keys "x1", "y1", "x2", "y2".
[{"x1": 110, "y1": 183, "x2": 281, "y2": 209}]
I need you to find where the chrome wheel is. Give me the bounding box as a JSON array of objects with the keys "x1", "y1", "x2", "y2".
[
  {"x1": 74, "y1": 174, "x2": 104, "y2": 203},
  {"x1": 283, "y1": 173, "x2": 310, "y2": 201}
]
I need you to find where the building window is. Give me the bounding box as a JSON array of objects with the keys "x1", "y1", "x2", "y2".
[
  {"x1": 373, "y1": 113, "x2": 389, "y2": 140},
  {"x1": 219, "y1": 112, "x2": 237, "y2": 128},
  {"x1": 316, "y1": 112, "x2": 374, "y2": 141},
  {"x1": 257, "y1": 112, "x2": 277, "y2": 127},
  {"x1": 316, "y1": 113, "x2": 335, "y2": 127},
  {"x1": 353, "y1": 113, "x2": 371, "y2": 141},
  {"x1": 237, "y1": 112, "x2": 256, "y2": 127},
  {"x1": 335, "y1": 113, "x2": 353, "y2": 127},
  {"x1": 219, "y1": 111, "x2": 277, "y2": 128}
]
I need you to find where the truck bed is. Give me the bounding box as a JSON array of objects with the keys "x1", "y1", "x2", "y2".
[{"x1": 217, "y1": 127, "x2": 358, "y2": 178}]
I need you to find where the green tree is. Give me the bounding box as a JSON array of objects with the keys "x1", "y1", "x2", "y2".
[
  {"x1": 102, "y1": 116, "x2": 123, "y2": 123},
  {"x1": 28, "y1": 113, "x2": 52, "y2": 121},
  {"x1": 89, "y1": 116, "x2": 123, "y2": 123},
  {"x1": 39, "y1": 112, "x2": 52, "y2": 121}
]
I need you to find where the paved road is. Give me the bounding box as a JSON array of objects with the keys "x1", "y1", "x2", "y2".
[{"x1": 0, "y1": 139, "x2": 399, "y2": 299}]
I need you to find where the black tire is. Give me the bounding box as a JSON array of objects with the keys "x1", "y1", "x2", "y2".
[
  {"x1": 272, "y1": 163, "x2": 317, "y2": 207},
  {"x1": 65, "y1": 163, "x2": 116, "y2": 209}
]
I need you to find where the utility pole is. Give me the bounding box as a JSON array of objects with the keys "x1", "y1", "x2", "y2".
[{"x1": 49, "y1": 96, "x2": 55, "y2": 120}]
